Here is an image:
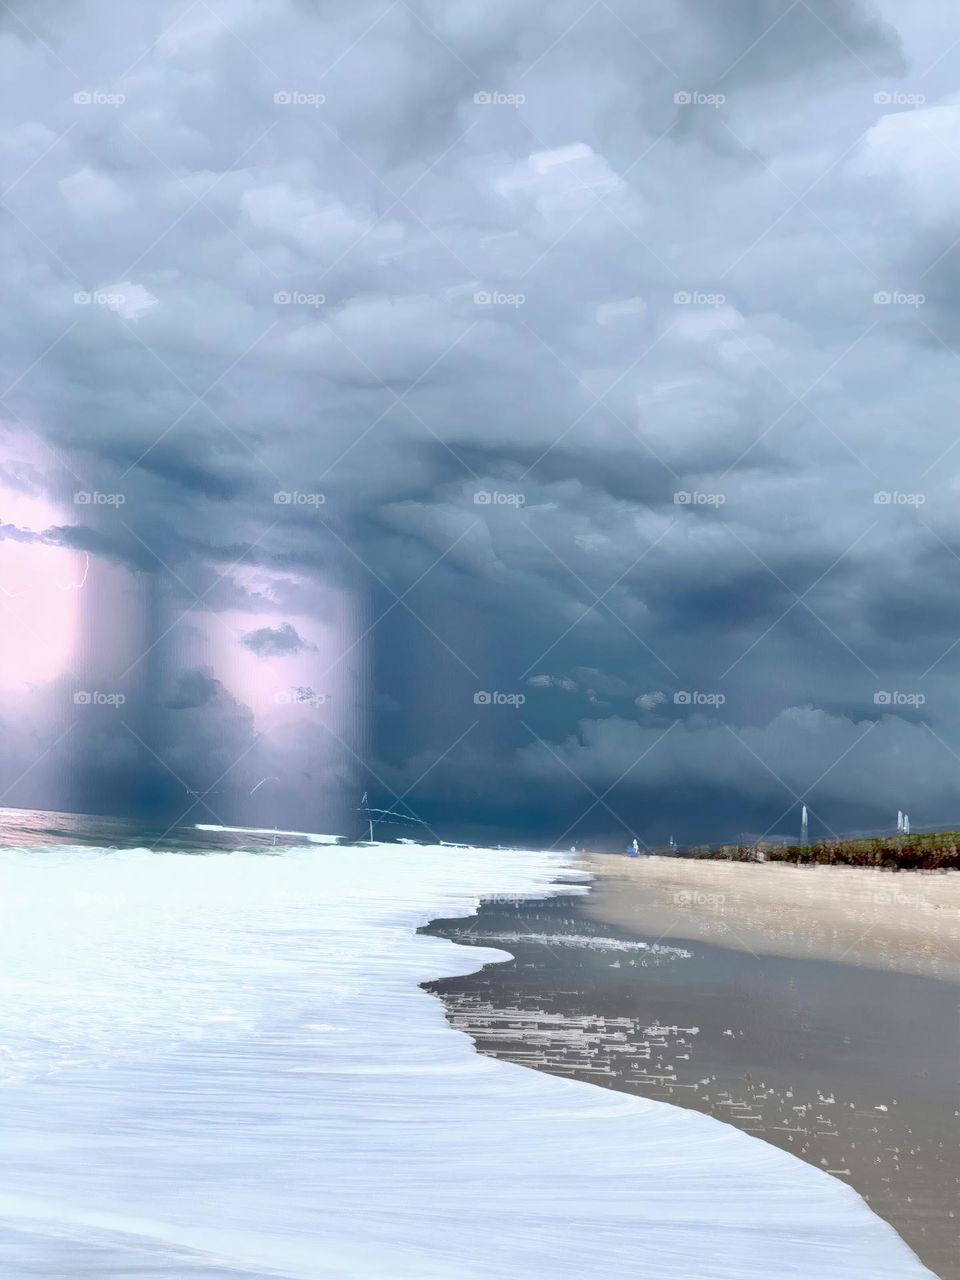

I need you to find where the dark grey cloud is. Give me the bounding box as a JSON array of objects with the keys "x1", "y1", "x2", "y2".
[
  {"x1": 0, "y1": 0, "x2": 956, "y2": 844},
  {"x1": 241, "y1": 621, "x2": 312, "y2": 657},
  {"x1": 163, "y1": 667, "x2": 223, "y2": 711}
]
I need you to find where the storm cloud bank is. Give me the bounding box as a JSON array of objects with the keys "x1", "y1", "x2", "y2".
[{"x1": 0, "y1": 0, "x2": 957, "y2": 845}]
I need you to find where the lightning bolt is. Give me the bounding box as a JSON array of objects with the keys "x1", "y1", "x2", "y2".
[{"x1": 57, "y1": 551, "x2": 90, "y2": 590}]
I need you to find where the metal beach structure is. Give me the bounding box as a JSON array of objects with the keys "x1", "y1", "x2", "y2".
[{"x1": 356, "y1": 792, "x2": 430, "y2": 842}]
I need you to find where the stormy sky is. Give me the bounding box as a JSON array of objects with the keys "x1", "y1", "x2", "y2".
[{"x1": 1, "y1": 0, "x2": 959, "y2": 847}]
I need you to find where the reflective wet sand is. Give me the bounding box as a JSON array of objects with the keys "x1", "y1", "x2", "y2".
[{"x1": 426, "y1": 877, "x2": 960, "y2": 1280}]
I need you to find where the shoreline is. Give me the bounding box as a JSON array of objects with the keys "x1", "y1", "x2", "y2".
[
  {"x1": 583, "y1": 854, "x2": 960, "y2": 982},
  {"x1": 5, "y1": 840, "x2": 937, "y2": 1280},
  {"x1": 426, "y1": 865, "x2": 958, "y2": 1280}
]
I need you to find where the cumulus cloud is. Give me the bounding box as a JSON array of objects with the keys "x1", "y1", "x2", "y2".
[
  {"x1": 527, "y1": 674, "x2": 577, "y2": 691},
  {"x1": 635, "y1": 692, "x2": 667, "y2": 711},
  {"x1": 242, "y1": 621, "x2": 312, "y2": 657},
  {"x1": 163, "y1": 668, "x2": 223, "y2": 711}
]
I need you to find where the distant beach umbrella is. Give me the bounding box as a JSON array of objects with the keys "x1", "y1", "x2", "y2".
[{"x1": 800, "y1": 804, "x2": 808, "y2": 844}]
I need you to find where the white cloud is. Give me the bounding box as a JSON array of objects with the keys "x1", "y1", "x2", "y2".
[
  {"x1": 856, "y1": 100, "x2": 960, "y2": 222},
  {"x1": 101, "y1": 281, "x2": 158, "y2": 322}
]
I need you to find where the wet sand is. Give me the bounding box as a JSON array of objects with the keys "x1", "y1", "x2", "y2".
[{"x1": 424, "y1": 872, "x2": 960, "y2": 1280}]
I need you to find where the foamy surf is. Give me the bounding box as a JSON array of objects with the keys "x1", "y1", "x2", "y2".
[
  {"x1": 0, "y1": 841, "x2": 937, "y2": 1278},
  {"x1": 449, "y1": 929, "x2": 692, "y2": 957}
]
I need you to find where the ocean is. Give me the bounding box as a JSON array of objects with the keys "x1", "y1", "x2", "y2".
[{"x1": 0, "y1": 808, "x2": 937, "y2": 1278}]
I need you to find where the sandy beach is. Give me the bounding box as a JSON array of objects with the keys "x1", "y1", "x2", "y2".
[
  {"x1": 585, "y1": 855, "x2": 960, "y2": 982},
  {"x1": 427, "y1": 861, "x2": 960, "y2": 1280}
]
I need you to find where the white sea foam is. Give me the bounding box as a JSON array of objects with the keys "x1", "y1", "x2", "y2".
[
  {"x1": 0, "y1": 842, "x2": 937, "y2": 1278},
  {"x1": 195, "y1": 823, "x2": 343, "y2": 843},
  {"x1": 451, "y1": 929, "x2": 692, "y2": 957}
]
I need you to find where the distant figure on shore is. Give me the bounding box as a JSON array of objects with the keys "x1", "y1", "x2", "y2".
[{"x1": 626, "y1": 838, "x2": 639, "y2": 857}]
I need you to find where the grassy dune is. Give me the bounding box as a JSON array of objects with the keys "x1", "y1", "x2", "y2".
[{"x1": 686, "y1": 832, "x2": 960, "y2": 871}]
